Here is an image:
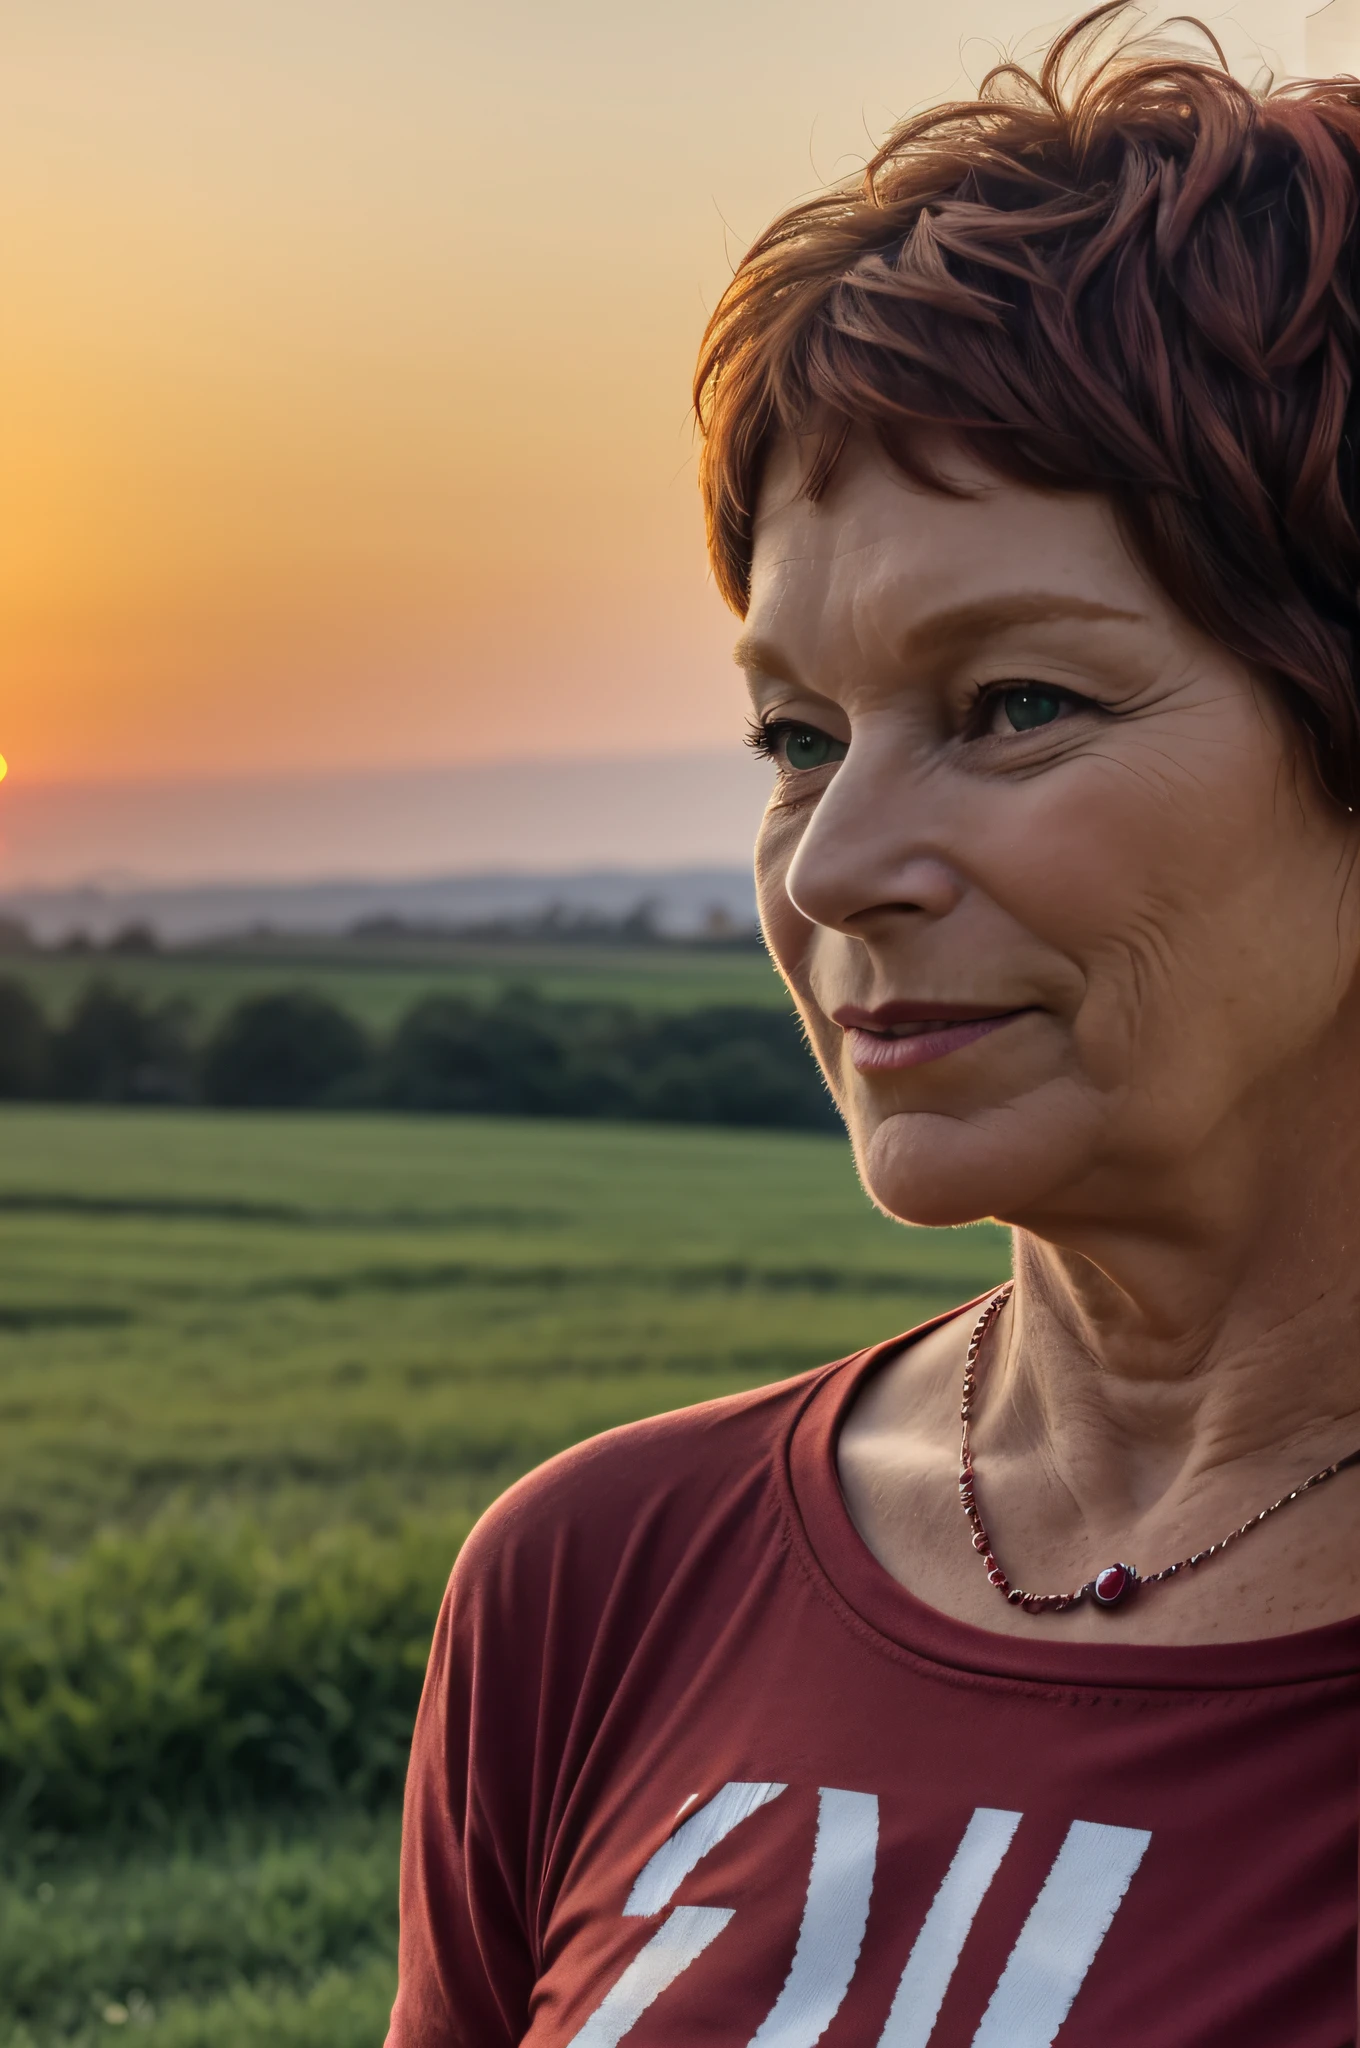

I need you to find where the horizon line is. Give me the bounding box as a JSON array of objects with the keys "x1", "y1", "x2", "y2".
[
  {"x1": 0, "y1": 748, "x2": 751, "y2": 799},
  {"x1": 0, "y1": 859, "x2": 756, "y2": 901}
]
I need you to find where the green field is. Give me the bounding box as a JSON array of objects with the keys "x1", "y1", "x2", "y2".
[
  {"x1": 5, "y1": 939, "x2": 790, "y2": 1036},
  {"x1": 0, "y1": 1106, "x2": 1008, "y2": 2045}
]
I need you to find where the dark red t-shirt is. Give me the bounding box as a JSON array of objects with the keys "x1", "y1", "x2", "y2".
[{"x1": 387, "y1": 1308, "x2": 1360, "y2": 2047}]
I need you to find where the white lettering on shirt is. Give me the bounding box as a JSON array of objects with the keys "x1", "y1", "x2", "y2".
[
  {"x1": 970, "y1": 1819, "x2": 1151, "y2": 2047},
  {"x1": 877, "y1": 1806, "x2": 1023, "y2": 2047},
  {"x1": 565, "y1": 1783, "x2": 1151, "y2": 2047},
  {"x1": 625, "y1": 1782, "x2": 787, "y2": 1917},
  {"x1": 747, "y1": 1787, "x2": 880, "y2": 2046},
  {"x1": 567, "y1": 1906, "x2": 735, "y2": 2048}
]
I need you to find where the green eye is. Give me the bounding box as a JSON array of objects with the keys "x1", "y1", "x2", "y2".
[
  {"x1": 1000, "y1": 686, "x2": 1064, "y2": 732},
  {"x1": 782, "y1": 726, "x2": 846, "y2": 770}
]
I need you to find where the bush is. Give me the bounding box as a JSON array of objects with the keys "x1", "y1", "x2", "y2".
[
  {"x1": 0, "y1": 1814, "x2": 399, "y2": 2046},
  {"x1": 0, "y1": 1516, "x2": 459, "y2": 1833},
  {"x1": 201, "y1": 994, "x2": 370, "y2": 1108}
]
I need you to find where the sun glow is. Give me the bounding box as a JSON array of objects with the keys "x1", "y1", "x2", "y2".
[{"x1": 0, "y1": 1, "x2": 1312, "y2": 791}]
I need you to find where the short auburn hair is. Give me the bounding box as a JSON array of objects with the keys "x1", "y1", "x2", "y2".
[{"x1": 695, "y1": 4, "x2": 1360, "y2": 802}]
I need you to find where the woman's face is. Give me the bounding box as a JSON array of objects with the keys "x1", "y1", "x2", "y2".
[{"x1": 743, "y1": 432, "x2": 1360, "y2": 1235}]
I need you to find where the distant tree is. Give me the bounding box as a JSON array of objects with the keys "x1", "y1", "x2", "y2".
[
  {"x1": 52, "y1": 982, "x2": 195, "y2": 1102},
  {"x1": 202, "y1": 991, "x2": 370, "y2": 1108},
  {"x1": 619, "y1": 898, "x2": 662, "y2": 942},
  {"x1": 636, "y1": 1042, "x2": 835, "y2": 1129},
  {"x1": 696, "y1": 905, "x2": 763, "y2": 949},
  {"x1": 106, "y1": 922, "x2": 160, "y2": 956},
  {"x1": 0, "y1": 977, "x2": 51, "y2": 1097},
  {"x1": 627, "y1": 1006, "x2": 839, "y2": 1131},
  {"x1": 0, "y1": 917, "x2": 35, "y2": 955},
  {"x1": 382, "y1": 992, "x2": 567, "y2": 1113},
  {"x1": 347, "y1": 915, "x2": 413, "y2": 943},
  {"x1": 32, "y1": 975, "x2": 836, "y2": 1130}
]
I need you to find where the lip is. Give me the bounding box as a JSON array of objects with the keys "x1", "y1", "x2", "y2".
[{"x1": 831, "y1": 1001, "x2": 1031, "y2": 1074}]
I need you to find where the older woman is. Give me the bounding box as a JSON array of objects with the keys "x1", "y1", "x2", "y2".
[{"x1": 387, "y1": 12, "x2": 1360, "y2": 2045}]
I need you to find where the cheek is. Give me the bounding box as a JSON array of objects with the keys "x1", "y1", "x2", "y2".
[{"x1": 1003, "y1": 770, "x2": 1357, "y2": 1108}]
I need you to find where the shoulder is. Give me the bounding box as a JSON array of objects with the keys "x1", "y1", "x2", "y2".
[
  {"x1": 422, "y1": 1367, "x2": 863, "y2": 1762},
  {"x1": 455, "y1": 1366, "x2": 840, "y2": 1603}
]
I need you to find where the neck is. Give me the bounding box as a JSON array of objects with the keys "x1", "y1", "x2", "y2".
[{"x1": 998, "y1": 1069, "x2": 1360, "y2": 1516}]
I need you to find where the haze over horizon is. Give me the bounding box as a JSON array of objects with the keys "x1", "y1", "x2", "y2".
[
  {"x1": 0, "y1": 753, "x2": 771, "y2": 888},
  {"x1": 2, "y1": 0, "x2": 1340, "y2": 881}
]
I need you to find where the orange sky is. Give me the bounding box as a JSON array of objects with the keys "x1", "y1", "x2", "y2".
[{"x1": 0, "y1": 1, "x2": 1317, "y2": 790}]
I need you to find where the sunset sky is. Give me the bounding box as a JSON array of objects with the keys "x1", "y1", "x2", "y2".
[{"x1": 0, "y1": 0, "x2": 1325, "y2": 813}]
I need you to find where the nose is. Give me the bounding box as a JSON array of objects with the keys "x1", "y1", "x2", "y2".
[{"x1": 782, "y1": 750, "x2": 967, "y2": 934}]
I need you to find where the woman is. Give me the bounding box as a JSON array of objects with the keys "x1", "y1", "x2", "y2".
[{"x1": 388, "y1": 12, "x2": 1360, "y2": 2043}]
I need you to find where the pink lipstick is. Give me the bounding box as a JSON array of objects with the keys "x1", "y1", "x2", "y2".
[{"x1": 832, "y1": 1001, "x2": 1029, "y2": 1074}]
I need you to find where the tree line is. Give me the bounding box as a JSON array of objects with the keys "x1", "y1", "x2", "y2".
[{"x1": 0, "y1": 979, "x2": 839, "y2": 1131}]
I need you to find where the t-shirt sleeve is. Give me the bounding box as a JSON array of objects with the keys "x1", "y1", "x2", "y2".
[
  {"x1": 383, "y1": 1379, "x2": 812, "y2": 2046},
  {"x1": 384, "y1": 1493, "x2": 551, "y2": 2048}
]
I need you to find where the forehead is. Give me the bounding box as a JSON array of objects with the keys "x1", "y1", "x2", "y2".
[{"x1": 738, "y1": 432, "x2": 1153, "y2": 681}]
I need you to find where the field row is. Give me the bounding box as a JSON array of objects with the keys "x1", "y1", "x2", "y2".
[{"x1": 0, "y1": 1110, "x2": 1004, "y2": 1551}]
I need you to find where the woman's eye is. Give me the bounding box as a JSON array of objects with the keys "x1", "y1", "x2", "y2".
[
  {"x1": 778, "y1": 724, "x2": 847, "y2": 770},
  {"x1": 991, "y1": 685, "x2": 1070, "y2": 734}
]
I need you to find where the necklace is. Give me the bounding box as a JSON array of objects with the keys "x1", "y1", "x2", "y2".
[{"x1": 960, "y1": 1284, "x2": 1360, "y2": 1613}]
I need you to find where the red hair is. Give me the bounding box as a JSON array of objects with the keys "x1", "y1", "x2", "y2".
[{"x1": 695, "y1": 5, "x2": 1360, "y2": 801}]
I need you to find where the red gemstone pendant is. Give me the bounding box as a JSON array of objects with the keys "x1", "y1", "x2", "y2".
[{"x1": 1092, "y1": 1563, "x2": 1137, "y2": 1607}]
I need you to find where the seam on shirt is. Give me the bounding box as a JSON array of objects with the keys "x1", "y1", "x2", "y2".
[{"x1": 764, "y1": 1365, "x2": 1360, "y2": 1711}]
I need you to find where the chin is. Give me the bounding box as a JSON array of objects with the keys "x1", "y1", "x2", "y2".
[{"x1": 851, "y1": 1102, "x2": 1089, "y2": 1232}]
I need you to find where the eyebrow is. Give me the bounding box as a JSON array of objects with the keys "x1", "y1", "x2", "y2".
[{"x1": 732, "y1": 593, "x2": 1146, "y2": 678}]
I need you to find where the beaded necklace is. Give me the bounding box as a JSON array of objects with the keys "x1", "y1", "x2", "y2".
[{"x1": 960, "y1": 1285, "x2": 1360, "y2": 1613}]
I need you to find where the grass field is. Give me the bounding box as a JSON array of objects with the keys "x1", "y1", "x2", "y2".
[
  {"x1": 0, "y1": 1105, "x2": 1009, "y2": 2044},
  {"x1": 4, "y1": 939, "x2": 790, "y2": 1036}
]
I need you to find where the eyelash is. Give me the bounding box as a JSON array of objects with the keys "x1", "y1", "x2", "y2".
[
  {"x1": 744, "y1": 717, "x2": 785, "y2": 761},
  {"x1": 748, "y1": 685, "x2": 1097, "y2": 762},
  {"x1": 744, "y1": 717, "x2": 849, "y2": 773}
]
